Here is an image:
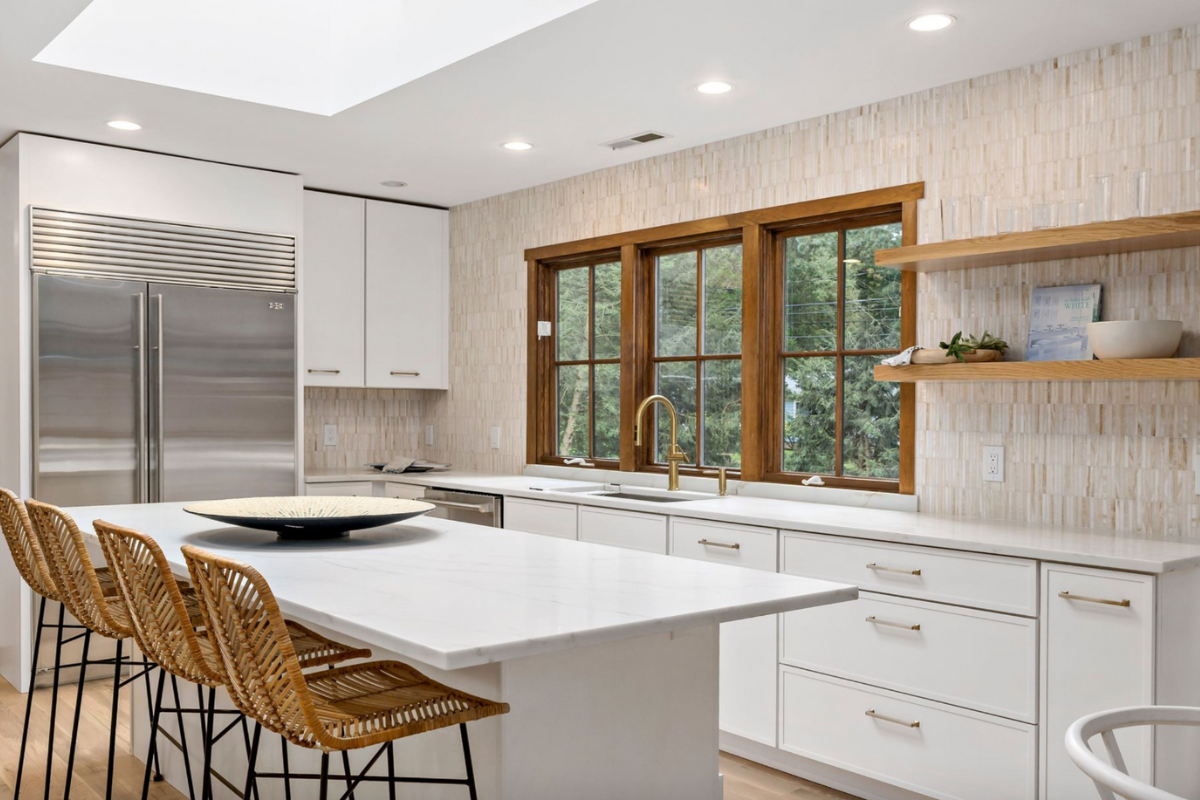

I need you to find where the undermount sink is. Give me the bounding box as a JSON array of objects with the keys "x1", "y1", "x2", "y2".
[{"x1": 585, "y1": 491, "x2": 701, "y2": 503}]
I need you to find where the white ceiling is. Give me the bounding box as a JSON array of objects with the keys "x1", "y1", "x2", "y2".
[{"x1": 3, "y1": 0, "x2": 1199, "y2": 208}]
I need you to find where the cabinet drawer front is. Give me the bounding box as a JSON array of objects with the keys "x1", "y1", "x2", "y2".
[
  {"x1": 383, "y1": 483, "x2": 426, "y2": 501},
  {"x1": 782, "y1": 593, "x2": 1037, "y2": 722},
  {"x1": 305, "y1": 481, "x2": 374, "y2": 497},
  {"x1": 579, "y1": 507, "x2": 667, "y2": 554},
  {"x1": 670, "y1": 519, "x2": 777, "y2": 572},
  {"x1": 781, "y1": 532, "x2": 1037, "y2": 616},
  {"x1": 780, "y1": 668, "x2": 1036, "y2": 800},
  {"x1": 503, "y1": 498, "x2": 577, "y2": 539},
  {"x1": 1042, "y1": 565, "x2": 1154, "y2": 800}
]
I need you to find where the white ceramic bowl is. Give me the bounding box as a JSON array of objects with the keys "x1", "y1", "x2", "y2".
[{"x1": 1087, "y1": 320, "x2": 1183, "y2": 359}]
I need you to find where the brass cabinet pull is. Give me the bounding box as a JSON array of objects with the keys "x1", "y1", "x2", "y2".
[
  {"x1": 866, "y1": 615, "x2": 921, "y2": 631},
  {"x1": 698, "y1": 539, "x2": 740, "y2": 550},
  {"x1": 390, "y1": 371, "x2": 420, "y2": 377},
  {"x1": 866, "y1": 562, "x2": 922, "y2": 576},
  {"x1": 308, "y1": 368, "x2": 341, "y2": 374},
  {"x1": 865, "y1": 709, "x2": 920, "y2": 728},
  {"x1": 1058, "y1": 591, "x2": 1130, "y2": 608}
]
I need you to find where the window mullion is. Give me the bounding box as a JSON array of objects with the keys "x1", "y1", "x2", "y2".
[{"x1": 835, "y1": 230, "x2": 846, "y2": 477}]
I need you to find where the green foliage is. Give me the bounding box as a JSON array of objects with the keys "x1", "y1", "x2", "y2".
[
  {"x1": 939, "y1": 331, "x2": 972, "y2": 363},
  {"x1": 965, "y1": 331, "x2": 1009, "y2": 354}
]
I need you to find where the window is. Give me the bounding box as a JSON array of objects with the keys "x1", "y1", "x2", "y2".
[
  {"x1": 527, "y1": 184, "x2": 919, "y2": 492},
  {"x1": 649, "y1": 241, "x2": 743, "y2": 469},
  {"x1": 551, "y1": 258, "x2": 622, "y2": 461},
  {"x1": 775, "y1": 219, "x2": 904, "y2": 482}
]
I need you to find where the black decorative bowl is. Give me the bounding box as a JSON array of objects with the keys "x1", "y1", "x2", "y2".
[{"x1": 183, "y1": 496, "x2": 434, "y2": 540}]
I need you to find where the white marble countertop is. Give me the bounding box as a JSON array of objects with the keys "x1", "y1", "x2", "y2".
[
  {"x1": 304, "y1": 469, "x2": 1200, "y2": 573},
  {"x1": 66, "y1": 501, "x2": 856, "y2": 671}
]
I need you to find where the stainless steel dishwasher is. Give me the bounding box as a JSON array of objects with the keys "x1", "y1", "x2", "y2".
[{"x1": 421, "y1": 487, "x2": 503, "y2": 527}]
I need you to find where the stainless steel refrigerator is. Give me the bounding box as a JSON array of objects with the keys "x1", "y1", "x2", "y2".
[{"x1": 33, "y1": 274, "x2": 297, "y2": 506}]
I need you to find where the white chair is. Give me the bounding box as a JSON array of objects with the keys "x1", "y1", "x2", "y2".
[{"x1": 1066, "y1": 705, "x2": 1200, "y2": 800}]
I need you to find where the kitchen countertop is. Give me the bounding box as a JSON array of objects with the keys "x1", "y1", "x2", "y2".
[
  {"x1": 305, "y1": 468, "x2": 1200, "y2": 573},
  {"x1": 67, "y1": 501, "x2": 856, "y2": 671}
]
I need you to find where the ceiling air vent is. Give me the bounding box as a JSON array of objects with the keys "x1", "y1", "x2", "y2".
[{"x1": 601, "y1": 131, "x2": 672, "y2": 151}]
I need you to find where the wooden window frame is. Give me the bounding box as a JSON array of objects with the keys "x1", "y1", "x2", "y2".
[{"x1": 526, "y1": 182, "x2": 922, "y2": 494}]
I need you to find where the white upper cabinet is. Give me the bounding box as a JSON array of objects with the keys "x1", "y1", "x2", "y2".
[
  {"x1": 302, "y1": 192, "x2": 448, "y2": 390},
  {"x1": 365, "y1": 199, "x2": 449, "y2": 389},
  {"x1": 302, "y1": 191, "x2": 365, "y2": 387}
]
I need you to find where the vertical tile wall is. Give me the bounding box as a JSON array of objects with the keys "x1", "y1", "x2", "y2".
[{"x1": 309, "y1": 25, "x2": 1200, "y2": 535}]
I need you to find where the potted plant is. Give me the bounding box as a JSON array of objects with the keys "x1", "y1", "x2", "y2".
[{"x1": 912, "y1": 331, "x2": 1009, "y2": 365}]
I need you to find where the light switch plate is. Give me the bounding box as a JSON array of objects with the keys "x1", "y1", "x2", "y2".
[
  {"x1": 425, "y1": 424, "x2": 435, "y2": 447},
  {"x1": 490, "y1": 426, "x2": 501, "y2": 450},
  {"x1": 323, "y1": 424, "x2": 338, "y2": 447},
  {"x1": 537, "y1": 321, "x2": 552, "y2": 338},
  {"x1": 983, "y1": 445, "x2": 1004, "y2": 483}
]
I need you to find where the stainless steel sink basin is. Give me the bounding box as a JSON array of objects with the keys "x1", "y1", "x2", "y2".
[{"x1": 586, "y1": 491, "x2": 697, "y2": 503}]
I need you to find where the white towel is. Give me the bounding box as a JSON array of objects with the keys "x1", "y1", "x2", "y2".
[
  {"x1": 880, "y1": 346, "x2": 922, "y2": 367},
  {"x1": 381, "y1": 457, "x2": 416, "y2": 474}
]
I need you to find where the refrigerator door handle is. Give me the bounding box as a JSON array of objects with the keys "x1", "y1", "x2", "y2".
[
  {"x1": 136, "y1": 293, "x2": 148, "y2": 503},
  {"x1": 154, "y1": 293, "x2": 165, "y2": 502}
]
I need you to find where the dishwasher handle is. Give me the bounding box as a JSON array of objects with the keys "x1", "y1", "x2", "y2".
[{"x1": 423, "y1": 497, "x2": 494, "y2": 513}]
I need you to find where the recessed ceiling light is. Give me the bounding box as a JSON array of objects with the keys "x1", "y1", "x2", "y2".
[
  {"x1": 696, "y1": 81, "x2": 733, "y2": 95},
  {"x1": 907, "y1": 13, "x2": 956, "y2": 32},
  {"x1": 503, "y1": 141, "x2": 533, "y2": 151},
  {"x1": 107, "y1": 119, "x2": 141, "y2": 131},
  {"x1": 380, "y1": 180, "x2": 408, "y2": 188}
]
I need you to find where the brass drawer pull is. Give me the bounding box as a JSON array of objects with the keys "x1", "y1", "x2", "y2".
[
  {"x1": 866, "y1": 615, "x2": 921, "y2": 631},
  {"x1": 698, "y1": 539, "x2": 740, "y2": 550},
  {"x1": 866, "y1": 562, "x2": 921, "y2": 576},
  {"x1": 1058, "y1": 591, "x2": 1130, "y2": 608},
  {"x1": 390, "y1": 371, "x2": 420, "y2": 377},
  {"x1": 308, "y1": 368, "x2": 341, "y2": 374},
  {"x1": 865, "y1": 709, "x2": 920, "y2": 728}
]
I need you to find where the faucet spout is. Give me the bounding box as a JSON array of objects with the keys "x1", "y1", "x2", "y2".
[{"x1": 633, "y1": 394, "x2": 688, "y2": 490}]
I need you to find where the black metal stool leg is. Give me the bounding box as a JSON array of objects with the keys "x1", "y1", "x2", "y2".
[
  {"x1": 144, "y1": 658, "x2": 163, "y2": 781},
  {"x1": 103, "y1": 639, "x2": 123, "y2": 800},
  {"x1": 61, "y1": 628, "x2": 91, "y2": 799},
  {"x1": 15, "y1": 595, "x2": 47, "y2": 800},
  {"x1": 200, "y1": 687, "x2": 216, "y2": 800},
  {"x1": 142, "y1": 669, "x2": 167, "y2": 800},
  {"x1": 341, "y1": 751, "x2": 357, "y2": 800},
  {"x1": 385, "y1": 742, "x2": 396, "y2": 800},
  {"x1": 318, "y1": 752, "x2": 330, "y2": 800},
  {"x1": 280, "y1": 736, "x2": 293, "y2": 800},
  {"x1": 243, "y1": 722, "x2": 262, "y2": 800},
  {"x1": 169, "y1": 674, "x2": 198, "y2": 800},
  {"x1": 42, "y1": 602, "x2": 66, "y2": 800},
  {"x1": 460, "y1": 724, "x2": 478, "y2": 800}
]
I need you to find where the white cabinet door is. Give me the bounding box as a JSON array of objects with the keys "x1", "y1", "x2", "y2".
[
  {"x1": 302, "y1": 191, "x2": 364, "y2": 387},
  {"x1": 578, "y1": 507, "x2": 667, "y2": 554},
  {"x1": 364, "y1": 200, "x2": 448, "y2": 389},
  {"x1": 1042, "y1": 564, "x2": 1155, "y2": 800},
  {"x1": 306, "y1": 481, "x2": 374, "y2": 497},
  {"x1": 504, "y1": 497, "x2": 578, "y2": 539},
  {"x1": 670, "y1": 518, "x2": 779, "y2": 746},
  {"x1": 383, "y1": 482, "x2": 427, "y2": 500}
]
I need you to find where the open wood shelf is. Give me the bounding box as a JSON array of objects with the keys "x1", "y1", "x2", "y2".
[
  {"x1": 875, "y1": 210, "x2": 1200, "y2": 272},
  {"x1": 874, "y1": 358, "x2": 1200, "y2": 383}
]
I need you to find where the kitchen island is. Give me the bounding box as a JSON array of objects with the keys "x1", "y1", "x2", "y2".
[{"x1": 67, "y1": 501, "x2": 856, "y2": 800}]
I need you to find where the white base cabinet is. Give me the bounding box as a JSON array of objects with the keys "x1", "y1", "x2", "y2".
[
  {"x1": 504, "y1": 497, "x2": 578, "y2": 539},
  {"x1": 578, "y1": 506, "x2": 666, "y2": 553}
]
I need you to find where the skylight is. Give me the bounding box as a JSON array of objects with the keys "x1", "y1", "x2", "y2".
[{"x1": 35, "y1": 0, "x2": 598, "y2": 116}]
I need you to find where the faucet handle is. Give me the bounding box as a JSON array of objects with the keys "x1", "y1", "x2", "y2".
[{"x1": 702, "y1": 467, "x2": 728, "y2": 496}]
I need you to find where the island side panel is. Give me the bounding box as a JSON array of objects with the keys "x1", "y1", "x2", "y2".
[{"x1": 497, "y1": 624, "x2": 721, "y2": 800}]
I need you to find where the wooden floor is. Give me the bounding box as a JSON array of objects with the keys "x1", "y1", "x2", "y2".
[{"x1": 0, "y1": 674, "x2": 858, "y2": 800}]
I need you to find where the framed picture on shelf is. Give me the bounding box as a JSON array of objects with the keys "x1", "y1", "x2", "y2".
[{"x1": 1027, "y1": 284, "x2": 1102, "y2": 361}]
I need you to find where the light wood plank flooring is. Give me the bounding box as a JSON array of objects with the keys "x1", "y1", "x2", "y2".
[{"x1": 0, "y1": 674, "x2": 858, "y2": 799}]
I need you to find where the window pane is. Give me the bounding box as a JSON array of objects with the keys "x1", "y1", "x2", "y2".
[
  {"x1": 656, "y1": 251, "x2": 698, "y2": 357},
  {"x1": 555, "y1": 364, "x2": 589, "y2": 457},
  {"x1": 845, "y1": 223, "x2": 903, "y2": 351},
  {"x1": 593, "y1": 261, "x2": 622, "y2": 360},
  {"x1": 556, "y1": 267, "x2": 589, "y2": 361},
  {"x1": 592, "y1": 363, "x2": 620, "y2": 460},
  {"x1": 701, "y1": 359, "x2": 742, "y2": 468},
  {"x1": 655, "y1": 361, "x2": 697, "y2": 465},
  {"x1": 783, "y1": 232, "x2": 838, "y2": 352},
  {"x1": 842, "y1": 355, "x2": 901, "y2": 479},
  {"x1": 781, "y1": 356, "x2": 836, "y2": 475},
  {"x1": 703, "y1": 244, "x2": 743, "y2": 355}
]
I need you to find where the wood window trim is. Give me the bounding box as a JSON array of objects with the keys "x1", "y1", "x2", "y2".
[{"x1": 527, "y1": 183, "x2": 923, "y2": 493}]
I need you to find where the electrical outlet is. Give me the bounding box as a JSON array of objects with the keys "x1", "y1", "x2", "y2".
[
  {"x1": 323, "y1": 424, "x2": 338, "y2": 447},
  {"x1": 425, "y1": 424, "x2": 435, "y2": 447},
  {"x1": 983, "y1": 445, "x2": 1005, "y2": 483},
  {"x1": 490, "y1": 426, "x2": 501, "y2": 450}
]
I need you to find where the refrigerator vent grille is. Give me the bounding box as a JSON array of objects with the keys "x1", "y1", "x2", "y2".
[{"x1": 30, "y1": 208, "x2": 296, "y2": 291}]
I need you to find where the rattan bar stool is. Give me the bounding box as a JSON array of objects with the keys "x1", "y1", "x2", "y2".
[
  {"x1": 94, "y1": 520, "x2": 373, "y2": 800},
  {"x1": 182, "y1": 545, "x2": 510, "y2": 800},
  {"x1": 25, "y1": 499, "x2": 173, "y2": 800}
]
